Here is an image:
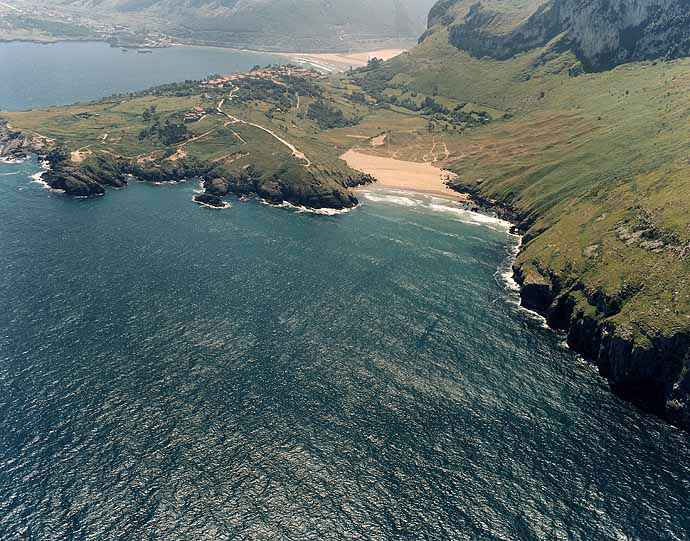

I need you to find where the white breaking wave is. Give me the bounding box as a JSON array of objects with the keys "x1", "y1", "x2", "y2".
[
  {"x1": 494, "y1": 235, "x2": 551, "y2": 329},
  {"x1": 361, "y1": 192, "x2": 420, "y2": 207},
  {"x1": 30, "y1": 160, "x2": 55, "y2": 190},
  {"x1": 194, "y1": 197, "x2": 231, "y2": 210},
  {"x1": 361, "y1": 190, "x2": 512, "y2": 232},
  {"x1": 497, "y1": 234, "x2": 522, "y2": 294},
  {"x1": 261, "y1": 198, "x2": 358, "y2": 216},
  {"x1": 428, "y1": 203, "x2": 512, "y2": 232}
]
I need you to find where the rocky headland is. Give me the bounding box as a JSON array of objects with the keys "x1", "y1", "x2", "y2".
[{"x1": 0, "y1": 120, "x2": 373, "y2": 209}]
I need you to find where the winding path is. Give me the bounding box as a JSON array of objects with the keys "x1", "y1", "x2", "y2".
[{"x1": 217, "y1": 97, "x2": 311, "y2": 167}]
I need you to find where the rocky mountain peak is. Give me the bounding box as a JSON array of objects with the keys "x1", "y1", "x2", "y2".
[{"x1": 425, "y1": 0, "x2": 690, "y2": 71}]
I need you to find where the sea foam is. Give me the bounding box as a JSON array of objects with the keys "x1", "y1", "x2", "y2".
[
  {"x1": 29, "y1": 160, "x2": 55, "y2": 190},
  {"x1": 494, "y1": 235, "x2": 551, "y2": 329},
  {"x1": 361, "y1": 189, "x2": 512, "y2": 232},
  {"x1": 261, "y1": 198, "x2": 358, "y2": 216},
  {"x1": 0, "y1": 157, "x2": 28, "y2": 164}
]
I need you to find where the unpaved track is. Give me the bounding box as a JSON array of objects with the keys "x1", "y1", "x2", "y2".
[{"x1": 217, "y1": 98, "x2": 311, "y2": 166}]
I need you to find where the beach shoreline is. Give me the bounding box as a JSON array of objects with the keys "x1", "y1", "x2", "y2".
[
  {"x1": 273, "y1": 48, "x2": 406, "y2": 72},
  {"x1": 340, "y1": 149, "x2": 468, "y2": 202}
]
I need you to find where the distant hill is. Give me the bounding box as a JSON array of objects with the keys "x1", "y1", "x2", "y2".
[{"x1": 49, "y1": 0, "x2": 438, "y2": 51}]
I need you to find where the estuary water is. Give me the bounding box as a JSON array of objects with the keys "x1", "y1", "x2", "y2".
[
  {"x1": 0, "y1": 41, "x2": 284, "y2": 111},
  {"x1": 1, "y1": 42, "x2": 689, "y2": 540}
]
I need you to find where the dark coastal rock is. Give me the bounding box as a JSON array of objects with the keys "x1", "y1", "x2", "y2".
[
  {"x1": 193, "y1": 193, "x2": 226, "y2": 207},
  {"x1": 512, "y1": 259, "x2": 690, "y2": 431},
  {"x1": 446, "y1": 179, "x2": 530, "y2": 228},
  {"x1": 128, "y1": 157, "x2": 212, "y2": 184},
  {"x1": 0, "y1": 120, "x2": 48, "y2": 161},
  {"x1": 202, "y1": 167, "x2": 364, "y2": 210},
  {"x1": 43, "y1": 168, "x2": 106, "y2": 196},
  {"x1": 513, "y1": 265, "x2": 556, "y2": 313},
  {"x1": 343, "y1": 173, "x2": 376, "y2": 189},
  {"x1": 40, "y1": 152, "x2": 132, "y2": 197}
]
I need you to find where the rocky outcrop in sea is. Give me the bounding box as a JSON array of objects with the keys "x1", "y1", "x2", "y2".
[{"x1": 202, "y1": 169, "x2": 374, "y2": 211}]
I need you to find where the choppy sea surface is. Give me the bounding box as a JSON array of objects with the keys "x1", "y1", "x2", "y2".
[{"x1": 1, "y1": 42, "x2": 689, "y2": 540}]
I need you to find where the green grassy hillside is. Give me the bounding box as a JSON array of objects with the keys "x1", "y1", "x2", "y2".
[{"x1": 348, "y1": 6, "x2": 690, "y2": 428}]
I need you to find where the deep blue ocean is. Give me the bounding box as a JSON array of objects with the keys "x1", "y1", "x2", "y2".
[{"x1": 1, "y1": 42, "x2": 689, "y2": 540}]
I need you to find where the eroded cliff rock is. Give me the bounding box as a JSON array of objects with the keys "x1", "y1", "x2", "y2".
[
  {"x1": 0, "y1": 120, "x2": 50, "y2": 161},
  {"x1": 429, "y1": 0, "x2": 690, "y2": 72},
  {"x1": 513, "y1": 260, "x2": 690, "y2": 431},
  {"x1": 202, "y1": 167, "x2": 374, "y2": 210}
]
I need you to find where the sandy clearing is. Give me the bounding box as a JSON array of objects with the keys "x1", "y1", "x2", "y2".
[
  {"x1": 71, "y1": 147, "x2": 92, "y2": 163},
  {"x1": 340, "y1": 149, "x2": 467, "y2": 201},
  {"x1": 167, "y1": 148, "x2": 188, "y2": 162},
  {"x1": 371, "y1": 133, "x2": 387, "y2": 147},
  {"x1": 277, "y1": 48, "x2": 405, "y2": 72}
]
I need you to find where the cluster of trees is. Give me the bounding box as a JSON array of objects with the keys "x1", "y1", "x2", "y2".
[
  {"x1": 421, "y1": 96, "x2": 449, "y2": 115},
  {"x1": 142, "y1": 105, "x2": 157, "y2": 122},
  {"x1": 348, "y1": 91, "x2": 368, "y2": 104},
  {"x1": 138, "y1": 118, "x2": 190, "y2": 146},
  {"x1": 134, "y1": 80, "x2": 209, "y2": 98},
  {"x1": 283, "y1": 76, "x2": 322, "y2": 98},
  {"x1": 348, "y1": 60, "x2": 396, "y2": 99},
  {"x1": 450, "y1": 106, "x2": 491, "y2": 126},
  {"x1": 387, "y1": 95, "x2": 420, "y2": 111},
  {"x1": 306, "y1": 100, "x2": 359, "y2": 129},
  {"x1": 236, "y1": 78, "x2": 292, "y2": 110}
]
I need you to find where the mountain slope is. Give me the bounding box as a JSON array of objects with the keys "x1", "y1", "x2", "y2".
[
  {"x1": 46, "y1": 0, "x2": 438, "y2": 50},
  {"x1": 352, "y1": 0, "x2": 690, "y2": 430},
  {"x1": 426, "y1": 0, "x2": 690, "y2": 72}
]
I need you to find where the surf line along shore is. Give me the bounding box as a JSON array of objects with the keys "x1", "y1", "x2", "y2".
[{"x1": 340, "y1": 149, "x2": 469, "y2": 202}]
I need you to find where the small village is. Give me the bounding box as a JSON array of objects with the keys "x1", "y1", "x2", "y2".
[{"x1": 199, "y1": 64, "x2": 325, "y2": 90}]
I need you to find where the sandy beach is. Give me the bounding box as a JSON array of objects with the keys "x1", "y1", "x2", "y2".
[
  {"x1": 277, "y1": 48, "x2": 405, "y2": 72},
  {"x1": 340, "y1": 149, "x2": 468, "y2": 201}
]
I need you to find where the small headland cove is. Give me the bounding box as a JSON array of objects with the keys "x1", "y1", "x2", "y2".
[{"x1": 0, "y1": 41, "x2": 689, "y2": 540}]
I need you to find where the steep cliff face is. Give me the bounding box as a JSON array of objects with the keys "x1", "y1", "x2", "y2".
[
  {"x1": 514, "y1": 261, "x2": 690, "y2": 431},
  {"x1": 431, "y1": 0, "x2": 690, "y2": 71}
]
